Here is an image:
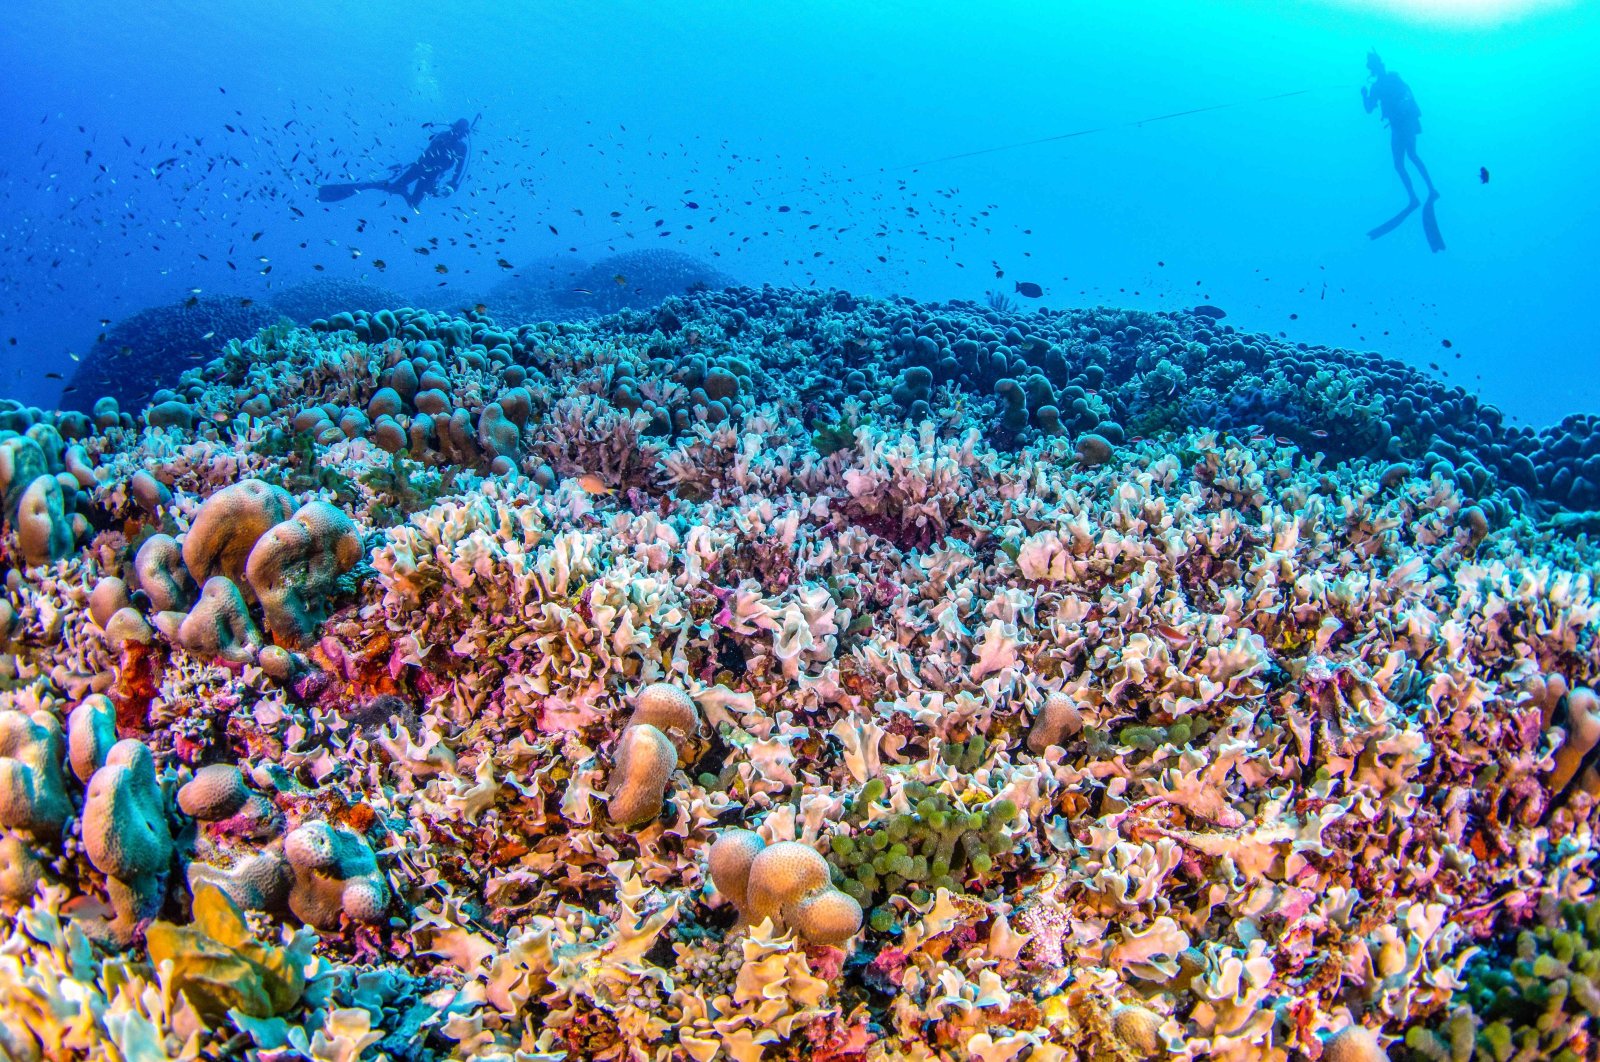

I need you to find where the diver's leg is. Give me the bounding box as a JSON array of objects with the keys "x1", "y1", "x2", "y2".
[
  {"x1": 1392, "y1": 135, "x2": 1418, "y2": 205},
  {"x1": 384, "y1": 164, "x2": 423, "y2": 200},
  {"x1": 1408, "y1": 143, "x2": 1437, "y2": 198}
]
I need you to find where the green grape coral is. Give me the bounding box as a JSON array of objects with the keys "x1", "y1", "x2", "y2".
[
  {"x1": 1407, "y1": 899, "x2": 1600, "y2": 1062},
  {"x1": 827, "y1": 780, "x2": 1018, "y2": 932}
]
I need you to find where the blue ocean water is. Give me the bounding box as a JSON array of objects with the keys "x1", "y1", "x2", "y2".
[{"x1": 1, "y1": 0, "x2": 1595, "y2": 423}]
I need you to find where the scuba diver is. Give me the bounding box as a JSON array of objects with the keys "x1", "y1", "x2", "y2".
[
  {"x1": 1362, "y1": 53, "x2": 1444, "y2": 250},
  {"x1": 319, "y1": 117, "x2": 475, "y2": 208}
]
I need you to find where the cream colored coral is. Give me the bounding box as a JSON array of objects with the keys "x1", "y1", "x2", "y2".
[
  {"x1": 1027, "y1": 690, "x2": 1084, "y2": 754},
  {"x1": 1323, "y1": 1025, "x2": 1389, "y2": 1062},
  {"x1": 710, "y1": 834, "x2": 863, "y2": 947},
  {"x1": 709, "y1": 829, "x2": 765, "y2": 909},
  {"x1": 181, "y1": 478, "x2": 295, "y2": 591},
  {"x1": 629, "y1": 681, "x2": 699, "y2": 747},
  {"x1": 283, "y1": 820, "x2": 389, "y2": 930},
  {"x1": 245, "y1": 499, "x2": 363, "y2": 647},
  {"x1": 15, "y1": 475, "x2": 75, "y2": 566},
  {"x1": 1549, "y1": 686, "x2": 1600, "y2": 795},
  {"x1": 600, "y1": 682, "x2": 702, "y2": 827},
  {"x1": 134, "y1": 532, "x2": 193, "y2": 612},
  {"x1": 66, "y1": 694, "x2": 117, "y2": 784},
  {"x1": 607, "y1": 724, "x2": 677, "y2": 827},
  {"x1": 0, "y1": 710, "x2": 71, "y2": 907},
  {"x1": 0, "y1": 710, "x2": 70, "y2": 839},
  {"x1": 82, "y1": 739, "x2": 173, "y2": 935},
  {"x1": 176, "y1": 763, "x2": 252, "y2": 820},
  {"x1": 1110, "y1": 1004, "x2": 1164, "y2": 1058},
  {"x1": 176, "y1": 576, "x2": 263, "y2": 664},
  {"x1": 88, "y1": 577, "x2": 130, "y2": 630}
]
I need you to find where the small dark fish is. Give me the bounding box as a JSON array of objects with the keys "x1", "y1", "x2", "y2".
[
  {"x1": 373, "y1": 259, "x2": 386, "y2": 270},
  {"x1": 1193, "y1": 304, "x2": 1227, "y2": 319},
  {"x1": 44, "y1": 371, "x2": 62, "y2": 379},
  {"x1": 684, "y1": 200, "x2": 699, "y2": 209},
  {"x1": 613, "y1": 274, "x2": 627, "y2": 285},
  {"x1": 1479, "y1": 167, "x2": 1489, "y2": 184},
  {"x1": 571, "y1": 287, "x2": 594, "y2": 295},
  {"x1": 1014, "y1": 281, "x2": 1043, "y2": 298},
  {"x1": 435, "y1": 264, "x2": 449, "y2": 274},
  {"x1": 497, "y1": 258, "x2": 514, "y2": 269}
]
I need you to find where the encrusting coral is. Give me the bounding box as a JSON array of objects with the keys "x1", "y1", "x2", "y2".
[{"x1": 4, "y1": 287, "x2": 1600, "y2": 1060}]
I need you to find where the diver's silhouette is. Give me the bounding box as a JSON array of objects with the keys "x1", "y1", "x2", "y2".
[
  {"x1": 1363, "y1": 53, "x2": 1443, "y2": 251},
  {"x1": 319, "y1": 118, "x2": 474, "y2": 208}
]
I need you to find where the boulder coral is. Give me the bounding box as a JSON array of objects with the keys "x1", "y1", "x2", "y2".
[
  {"x1": 172, "y1": 575, "x2": 264, "y2": 664},
  {"x1": 81, "y1": 739, "x2": 174, "y2": 936},
  {"x1": 181, "y1": 478, "x2": 296, "y2": 591},
  {"x1": 0, "y1": 710, "x2": 71, "y2": 905},
  {"x1": 15, "y1": 474, "x2": 78, "y2": 565},
  {"x1": 710, "y1": 833, "x2": 864, "y2": 946},
  {"x1": 282, "y1": 820, "x2": 389, "y2": 930},
  {"x1": 1026, "y1": 690, "x2": 1084, "y2": 754},
  {"x1": 1323, "y1": 1025, "x2": 1389, "y2": 1062},
  {"x1": 244, "y1": 499, "x2": 364, "y2": 646},
  {"x1": 133, "y1": 532, "x2": 194, "y2": 613},
  {"x1": 604, "y1": 682, "x2": 702, "y2": 827},
  {"x1": 606, "y1": 723, "x2": 678, "y2": 827}
]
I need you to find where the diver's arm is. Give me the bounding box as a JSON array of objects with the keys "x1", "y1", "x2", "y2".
[
  {"x1": 449, "y1": 150, "x2": 468, "y2": 190},
  {"x1": 1362, "y1": 84, "x2": 1377, "y2": 113}
]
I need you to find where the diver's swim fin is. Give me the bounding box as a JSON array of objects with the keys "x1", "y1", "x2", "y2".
[
  {"x1": 317, "y1": 182, "x2": 380, "y2": 203},
  {"x1": 1421, "y1": 193, "x2": 1445, "y2": 252},
  {"x1": 1367, "y1": 201, "x2": 1418, "y2": 240}
]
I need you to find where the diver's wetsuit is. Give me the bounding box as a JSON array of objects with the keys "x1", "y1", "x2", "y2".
[
  {"x1": 383, "y1": 122, "x2": 471, "y2": 207},
  {"x1": 319, "y1": 119, "x2": 471, "y2": 208},
  {"x1": 1364, "y1": 70, "x2": 1433, "y2": 204}
]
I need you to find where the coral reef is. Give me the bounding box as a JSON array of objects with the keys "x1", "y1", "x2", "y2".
[
  {"x1": 60, "y1": 292, "x2": 281, "y2": 413},
  {"x1": 2, "y1": 285, "x2": 1600, "y2": 1060},
  {"x1": 269, "y1": 277, "x2": 410, "y2": 326}
]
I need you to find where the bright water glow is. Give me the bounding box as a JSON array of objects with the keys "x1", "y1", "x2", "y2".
[{"x1": 1321, "y1": 0, "x2": 1578, "y2": 26}]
